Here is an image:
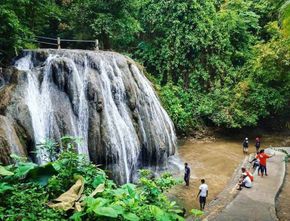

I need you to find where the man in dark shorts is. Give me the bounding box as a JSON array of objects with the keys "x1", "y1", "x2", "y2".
[
  {"x1": 184, "y1": 163, "x2": 190, "y2": 186},
  {"x1": 255, "y1": 137, "x2": 261, "y2": 152},
  {"x1": 196, "y1": 179, "x2": 208, "y2": 210},
  {"x1": 243, "y1": 137, "x2": 249, "y2": 155}
]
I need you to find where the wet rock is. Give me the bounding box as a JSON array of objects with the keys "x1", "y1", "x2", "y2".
[
  {"x1": 0, "y1": 115, "x2": 26, "y2": 163},
  {"x1": 0, "y1": 49, "x2": 177, "y2": 184}
]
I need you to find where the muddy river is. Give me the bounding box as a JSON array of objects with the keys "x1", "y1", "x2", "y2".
[{"x1": 168, "y1": 133, "x2": 290, "y2": 216}]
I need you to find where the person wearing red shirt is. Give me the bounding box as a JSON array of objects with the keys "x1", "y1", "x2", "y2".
[
  {"x1": 241, "y1": 167, "x2": 254, "y2": 182},
  {"x1": 256, "y1": 149, "x2": 273, "y2": 177}
]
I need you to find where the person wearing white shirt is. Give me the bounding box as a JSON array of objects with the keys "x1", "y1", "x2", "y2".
[
  {"x1": 196, "y1": 179, "x2": 208, "y2": 210},
  {"x1": 237, "y1": 173, "x2": 253, "y2": 190}
]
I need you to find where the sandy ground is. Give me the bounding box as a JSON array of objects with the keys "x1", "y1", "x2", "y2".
[{"x1": 167, "y1": 135, "x2": 290, "y2": 216}]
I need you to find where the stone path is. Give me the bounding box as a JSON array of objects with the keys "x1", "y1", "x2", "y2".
[{"x1": 208, "y1": 148, "x2": 286, "y2": 221}]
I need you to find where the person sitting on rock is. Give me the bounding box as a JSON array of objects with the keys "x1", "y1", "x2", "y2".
[
  {"x1": 237, "y1": 173, "x2": 253, "y2": 190},
  {"x1": 241, "y1": 167, "x2": 254, "y2": 182}
]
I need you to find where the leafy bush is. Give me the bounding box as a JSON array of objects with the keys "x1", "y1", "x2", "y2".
[
  {"x1": 0, "y1": 137, "x2": 185, "y2": 221},
  {"x1": 0, "y1": 183, "x2": 65, "y2": 221},
  {"x1": 157, "y1": 83, "x2": 203, "y2": 134}
]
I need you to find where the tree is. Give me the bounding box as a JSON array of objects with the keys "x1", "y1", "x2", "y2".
[
  {"x1": 63, "y1": 0, "x2": 143, "y2": 50},
  {"x1": 0, "y1": 0, "x2": 60, "y2": 64}
]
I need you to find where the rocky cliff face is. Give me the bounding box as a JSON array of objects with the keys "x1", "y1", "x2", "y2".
[{"x1": 0, "y1": 49, "x2": 176, "y2": 183}]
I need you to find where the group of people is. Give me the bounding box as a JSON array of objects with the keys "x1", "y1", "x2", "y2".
[
  {"x1": 238, "y1": 136, "x2": 274, "y2": 190},
  {"x1": 184, "y1": 163, "x2": 208, "y2": 211},
  {"x1": 242, "y1": 136, "x2": 261, "y2": 155},
  {"x1": 183, "y1": 136, "x2": 274, "y2": 212}
]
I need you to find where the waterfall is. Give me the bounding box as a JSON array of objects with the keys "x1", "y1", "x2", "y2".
[
  {"x1": 13, "y1": 49, "x2": 176, "y2": 183},
  {"x1": 15, "y1": 53, "x2": 54, "y2": 162}
]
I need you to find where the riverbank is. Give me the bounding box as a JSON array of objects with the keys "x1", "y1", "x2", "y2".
[
  {"x1": 169, "y1": 134, "x2": 290, "y2": 217},
  {"x1": 167, "y1": 138, "x2": 245, "y2": 215}
]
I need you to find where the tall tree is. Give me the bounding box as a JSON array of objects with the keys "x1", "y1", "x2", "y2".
[{"x1": 63, "y1": 0, "x2": 143, "y2": 50}]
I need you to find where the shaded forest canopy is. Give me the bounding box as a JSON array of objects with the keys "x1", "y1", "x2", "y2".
[{"x1": 0, "y1": 0, "x2": 289, "y2": 134}]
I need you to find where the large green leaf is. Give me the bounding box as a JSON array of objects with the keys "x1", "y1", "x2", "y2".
[
  {"x1": 110, "y1": 205, "x2": 125, "y2": 215},
  {"x1": 0, "y1": 182, "x2": 13, "y2": 194},
  {"x1": 149, "y1": 205, "x2": 166, "y2": 221},
  {"x1": 123, "y1": 212, "x2": 140, "y2": 221},
  {"x1": 26, "y1": 163, "x2": 57, "y2": 186},
  {"x1": 122, "y1": 183, "x2": 136, "y2": 197},
  {"x1": 113, "y1": 188, "x2": 126, "y2": 197},
  {"x1": 0, "y1": 166, "x2": 14, "y2": 176},
  {"x1": 86, "y1": 197, "x2": 109, "y2": 213},
  {"x1": 14, "y1": 162, "x2": 37, "y2": 178},
  {"x1": 92, "y1": 175, "x2": 105, "y2": 187},
  {"x1": 93, "y1": 207, "x2": 119, "y2": 218},
  {"x1": 190, "y1": 209, "x2": 204, "y2": 217},
  {"x1": 69, "y1": 212, "x2": 83, "y2": 221}
]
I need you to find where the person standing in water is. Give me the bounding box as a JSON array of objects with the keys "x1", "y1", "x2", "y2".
[
  {"x1": 243, "y1": 137, "x2": 249, "y2": 155},
  {"x1": 184, "y1": 163, "x2": 190, "y2": 186},
  {"x1": 197, "y1": 179, "x2": 208, "y2": 210},
  {"x1": 255, "y1": 136, "x2": 261, "y2": 152}
]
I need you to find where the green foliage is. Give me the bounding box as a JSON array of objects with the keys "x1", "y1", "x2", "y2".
[
  {"x1": 0, "y1": 165, "x2": 14, "y2": 176},
  {"x1": 0, "y1": 137, "x2": 184, "y2": 220},
  {"x1": 0, "y1": 182, "x2": 13, "y2": 194},
  {"x1": 0, "y1": 4, "x2": 32, "y2": 64},
  {"x1": 37, "y1": 139, "x2": 59, "y2": 161},
  {"x1": 0, "y1": 0, "x2": 289, "y2": 132},
  {"x1": 158, "y1": 84, "x2": 198, "y2": 133},
  {"x1": 26, "y1": 163, "x2": 58, "y2": 186},
  {"x1": 190, "y1": 209, "x2": 204, "y2": 221},
  {"x1": 40, "y1": 137, "x2": 104, "y2": 197},
  {"x1": 13, "y1": 162, "x2": 38, "y2": 178},
  {"x1": 280, "y1": 1, "x2": 290, "y2": 37},
  {"x1": 136, "y1": 0, "x2": 259, "y2": 85},
  {"x1": 139, "y1": 0, "x2": 290, "y2": 131},
  {"x1": 0, "y1": 0, "x2": 60, "y2": 64},
  {"x1": 67, "y1": 0, "x2": 142, "y2": 49},
  {"x1": 81, "y1": 169, "x2": 183, "y2": 220},
  {"x1": 1, "y1": 183, "x2": 65, "y2": 221}
]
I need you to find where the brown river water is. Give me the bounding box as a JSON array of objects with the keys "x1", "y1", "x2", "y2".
[{"x1": 167, "y1": 133, "x2": 290, "y2": 217}]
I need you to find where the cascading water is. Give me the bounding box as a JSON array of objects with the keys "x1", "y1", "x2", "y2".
[
  {"x1": 13, "y1": 49, "x2": 177, "y2": 183},
  {"x1": 15, "y1": 53, "x2": 55, "y2": 162},
  {"x1": 15, "y1": 53, "x2": 90, "y2": 162}
]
